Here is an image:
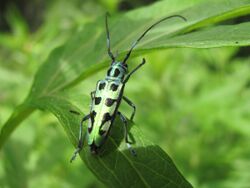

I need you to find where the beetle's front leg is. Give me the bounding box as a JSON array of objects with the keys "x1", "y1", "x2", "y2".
[
  {"x1": 117, "y1": 111, "x2": 136, "y2": 156},
  {"x1": 123, "y1": 58, "x2": 146, "y2": 84},
  {"x1": 123, "y1": 96, "x2": 136, "y2": 121},
  {"x1": 70, "y1": 113, "x2": 90, "y2": 162}
]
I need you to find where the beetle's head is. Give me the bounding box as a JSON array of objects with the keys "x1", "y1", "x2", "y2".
[{"x1": 106, "y1": 61, "x2": 128, "y2": 80}]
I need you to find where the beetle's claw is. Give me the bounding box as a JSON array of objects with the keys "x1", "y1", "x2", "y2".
[
  {"x1": 126, "y1": 143, "x2": 137, "y2": 157},
  {"x1": 70, "y1": 148, "x2": 81, "y2": 163}
]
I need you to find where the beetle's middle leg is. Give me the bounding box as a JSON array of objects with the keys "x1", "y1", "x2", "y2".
[
  {"x1": 117, "y1": 111, "x2": 136, "y2": 156},
  {"x1": 90, "y1": 91, "x2": 95, "y2": 100}
]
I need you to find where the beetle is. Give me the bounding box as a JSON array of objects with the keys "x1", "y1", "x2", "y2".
[{"x1": 70, "y1": 13, "x2": 186, "y2": 162}]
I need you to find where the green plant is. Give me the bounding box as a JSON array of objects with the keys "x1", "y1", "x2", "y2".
[{"x1": 1, "y1": 0, "x2": 250, "y2": 187}]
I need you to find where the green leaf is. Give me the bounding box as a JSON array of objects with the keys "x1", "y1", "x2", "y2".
[
  {"x1": 1, "y1": 0, "x2": 250, "y2": 186},
  {"x1": 32, "y1": 95, "x2": 192, "y2": 188}
]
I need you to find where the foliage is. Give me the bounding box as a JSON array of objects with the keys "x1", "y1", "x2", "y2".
[{"x1": 0, "y1": 0, "x2": 250, "y2": 187}]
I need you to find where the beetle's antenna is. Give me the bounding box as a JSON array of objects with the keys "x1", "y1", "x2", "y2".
[
  {"x1": 106, "y1": 12, "x2": 115, "y2": 62},
  {"x1": 122, "y1": 15, "x2": 186, "y2": 64}
]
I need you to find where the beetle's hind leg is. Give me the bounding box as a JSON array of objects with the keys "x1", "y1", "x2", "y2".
[
  {"x1": 70, "y1": 113, "x2": 90, "y2": 162},
  {"x1": 117, "y1": 111, "x2": 137, "y2": 156}
]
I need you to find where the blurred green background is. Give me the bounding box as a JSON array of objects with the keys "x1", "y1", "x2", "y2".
[{"x1": 0, "y1": 0, "x2": 250, "y2": 187}]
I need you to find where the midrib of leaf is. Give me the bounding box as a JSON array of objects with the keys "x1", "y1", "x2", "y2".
[
  {"x1": 135, "y1": 131, "x2": 183, "y2": 186},
  {"x1": 151, "y1": 149, "x2": 183, "y2": 185},
  {"x1": 135, "y1": 129, "x2": 186, "y2": 187},
  {"x1": 83, "y1": 146, "x2": 127, "y2": 188},
  {"x1": 109, "y1": 138, "x2": 151, "y2": 188},
  {"x1": 132, "y1": 161, "x2": 177, "y2": 183},
  {"x1": 139, "y1": 4, "x2": 250, "y2": 47},
  {"x1": 38, "y1": 32, "x2": 102, "y2": 97},
  {"x1": 94, "y1": 137, "x2": 150, "y2": 188},
  {"x1": 97, "y1": 157, "x2": 125, "y2": 188},
  {"x1": 183, "y1": 5, "x2": 250, "y2": 32}
]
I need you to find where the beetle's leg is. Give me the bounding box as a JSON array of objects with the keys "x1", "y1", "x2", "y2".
[
  {"x1": 122, "y1": 96, "x2": 136, "y2": 121},
  {"x1": 123, "y1": 58, "x2": 146, "y2": 84},
  {"x1": 117, "y1": 112, "x2": 130, "y2": 143},
  {"x1": 70, "y1": 113, "x2": 90, "y2": 163},
  {"x1": 90, "y1": 91, "x2": 95, "y2": 100},
  {"x1": 117, "y1": 111, "x2": 137, "y2": 156}
]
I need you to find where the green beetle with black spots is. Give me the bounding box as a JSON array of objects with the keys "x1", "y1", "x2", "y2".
[{"x1": 70, "y1": 13, "x2": 186, "y2": 162}]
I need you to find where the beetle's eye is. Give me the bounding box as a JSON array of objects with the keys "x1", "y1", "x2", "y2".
[{"x1": 114, "y1": 68, "x2": 120, "y2": 77}]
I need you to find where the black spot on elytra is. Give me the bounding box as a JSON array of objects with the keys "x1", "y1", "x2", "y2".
[
  {"x1": 99, "y1": 113, "x2": 112, "y2": 136},
  {"x1": 88, "y1": 111, "x2": 96, "y2": 133},
  {"x1": 99, "y1": 82, "x2": 106, "y2": 90},
  {"x1": 114, "y1": 68, "x2": 120, "y2": 77},
  {"x1": 99, "y1": 130, "x2": 106, "y2": 136},
  {"x1": 102, "y1": 113, "x2": 112, "y2": 123},
  {"x1": 105, "y1": 98, "x2": 116, "y2": 107},
  {"x1": 95, "y1": 97, "x2": 101, "y2": 105},
  {"x1": 110, "y1": 83, "x2": 119, "y2": 91}
]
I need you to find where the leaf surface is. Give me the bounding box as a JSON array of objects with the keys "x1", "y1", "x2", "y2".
[{"x1": 33, "y1": 95, "x2": 192, "y2": 188}]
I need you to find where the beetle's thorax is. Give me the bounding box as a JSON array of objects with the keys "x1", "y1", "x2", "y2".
[{"x1": 105, "y1": 62, "x2": 128, "y2": 81}]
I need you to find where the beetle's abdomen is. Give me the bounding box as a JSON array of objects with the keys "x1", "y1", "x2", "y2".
[{"x1": 87, "y1": 79, "x2": 123, "y2": 147}]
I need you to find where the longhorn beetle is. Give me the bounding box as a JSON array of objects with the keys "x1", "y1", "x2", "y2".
[{"x1": 70, "y1": 13, "x2": 186, "y2": 162}]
